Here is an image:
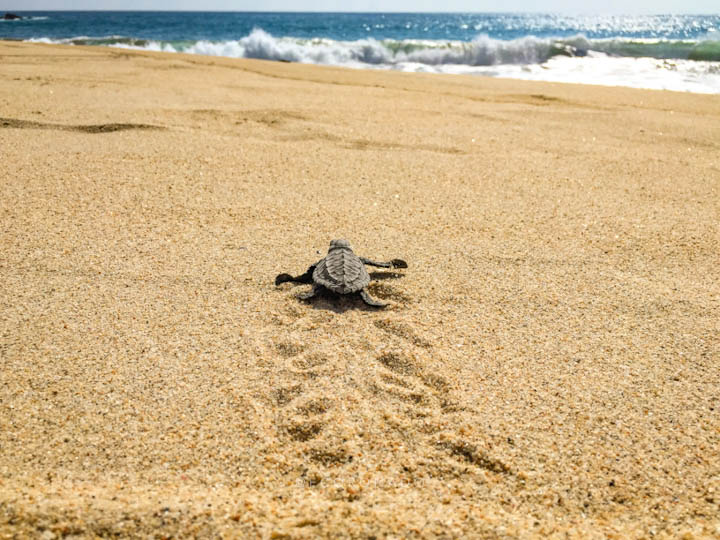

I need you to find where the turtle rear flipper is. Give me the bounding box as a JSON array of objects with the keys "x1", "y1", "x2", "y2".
[
  {"x1": 298, "y1": 284, "x2": 322, "y2": 301},
  {"x1": 360, "y1": 289, "x2": 387, "y2": 308}
]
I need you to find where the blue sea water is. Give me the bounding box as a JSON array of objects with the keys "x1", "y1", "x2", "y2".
[{"x1": 2, "y1": 11, "x2": 720, "y2": 93}]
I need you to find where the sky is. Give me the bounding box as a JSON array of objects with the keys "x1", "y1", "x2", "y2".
[{"x1": 3, "y1": 1, "x2": 718, "y2": 13}]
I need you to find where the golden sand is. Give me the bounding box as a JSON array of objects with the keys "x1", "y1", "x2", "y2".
[{"x1": 1, "y1": 41, "x2": 719, "y2": 538}]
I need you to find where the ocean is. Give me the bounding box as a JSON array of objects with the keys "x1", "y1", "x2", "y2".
[{"x1": 2, "y1": 11, "x2": 720, "y2": 93}]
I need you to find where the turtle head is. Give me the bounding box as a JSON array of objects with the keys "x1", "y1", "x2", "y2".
[{"x1": 329, "y1": 238, "x2": 352, "y2": 252}]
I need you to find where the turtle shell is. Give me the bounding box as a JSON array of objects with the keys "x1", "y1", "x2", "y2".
[{"x1": 313, "y1": 245, "x2": 370, "y2": 294}]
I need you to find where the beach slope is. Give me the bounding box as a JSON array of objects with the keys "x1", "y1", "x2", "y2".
[{"x1": 1, "y1": 41, "x2": 719, "y2": 538}]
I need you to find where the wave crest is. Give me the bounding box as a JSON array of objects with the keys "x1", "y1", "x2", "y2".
[{"x1": 181, "y1": 29, "x2": 573, "y2": 66}]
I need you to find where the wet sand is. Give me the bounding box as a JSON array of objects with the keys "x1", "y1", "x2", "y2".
[{"x1": 1, "y1": 41, "x2": 719, "y2": 538}]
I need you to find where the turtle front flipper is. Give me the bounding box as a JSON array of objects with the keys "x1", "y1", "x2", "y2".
[
  {"x1": 275, "y1": 264, "x2": 316, "y2": 286},
  {"x1": 360, "y1": 289, "x2": 387, "y2": 308},
  {"x1": 275, "y1": 273, "x2": 294, "y2": 285},
  {"x1": 360, "y1": 257, "x2": 407, "y2": 269}
]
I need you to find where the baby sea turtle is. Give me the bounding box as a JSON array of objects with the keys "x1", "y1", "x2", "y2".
[{"x1": 275, "y1": 239, "x2": 407, "y2": 308}]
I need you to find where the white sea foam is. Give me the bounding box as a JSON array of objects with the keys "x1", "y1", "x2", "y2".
[
  {"x1": 482, "y1": 55, "x2": 720, "y2": 94},
  {"x1": 111, "y1": 40, "x2": 177, "y2": 53}
]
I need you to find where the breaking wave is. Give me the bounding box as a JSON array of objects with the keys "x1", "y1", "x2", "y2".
[{"x1": 29, "y1": 28, "x2": 720, "y2": 66}]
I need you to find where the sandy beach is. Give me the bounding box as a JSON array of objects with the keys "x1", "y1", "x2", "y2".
[{"x1": 1, "y1": 40, "x2": 719, "y2": 538}]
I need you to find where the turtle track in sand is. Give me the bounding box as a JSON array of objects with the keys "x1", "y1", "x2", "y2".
[{"x1": 260, "y1": 305, "x2": 518, "y2": 495}]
